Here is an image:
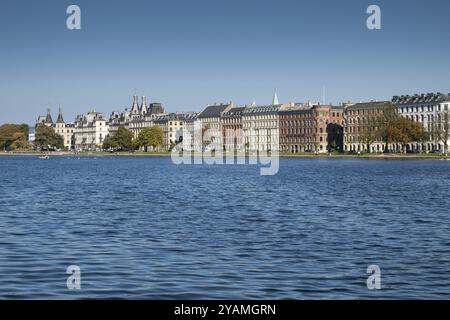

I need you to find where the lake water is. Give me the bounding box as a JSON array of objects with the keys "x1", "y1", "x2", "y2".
[{"x1": 0, "y1": 156, "x2": 449, "y2": 299}]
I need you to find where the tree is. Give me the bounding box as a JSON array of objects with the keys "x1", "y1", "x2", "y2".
[
  {"x1": 377, "y1": 104, "x2": 400, "y2": 152},
  {"x1": 34, "y1": 125, "x2": 64, "y2": 150},
  {"x1": 392, "y1": 117, "x2": 427, "y2": 153},
  {"x1": 135, "y1": 126, "x2": 164, "y2": 151},
  {"x1": 358, "y1": 114, "x2": 379, "y2": 153},
  {"x1": 102, "y1": 135, "x2": 116, "y2": 150},
  {"x1": 431, "y1": 108, "x2": 450, "y2": 154},
  {"x1": 0, "y1": 124, "x2": 29, "y2": 151},
  {"x1": 102, "y1": 126, "x2": 134, "y2": 151}
]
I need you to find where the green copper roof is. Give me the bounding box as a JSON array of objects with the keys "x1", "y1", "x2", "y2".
[{"x1": 272, "y1": 90, "x2": 279, "y2": 105}]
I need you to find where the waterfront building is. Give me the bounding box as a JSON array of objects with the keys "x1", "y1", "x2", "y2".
[
  {"x1": 152, "y1": 113, "x2": 187, "y2": 150},
  {"x1": 279, "y1": 103, "x2": 344, "y2": 153},
  {"x1": 36, "y1": 108, "x2": 75, "y2": 149},
  {"x1": 73, "y1": 111, "x2": 109, "y2": 150},
  {"x1": 197, "y1": 103, "x2": 234, "y2": 151},
  {"x1": 343, "y1": 101, "x2": 390, "y2": 153},
  {"x1": 242, "y1": 104, "x2": 283, "y2": 152},
  {"x1": 111, "y1": 96, "x2": 165, "y2": 138},
  {"x1": 279, "y1": 102, "x2": 316, "y2": 153},
  {"x1": 221, "y1": 106, "x2": 245, "y2": 152},
  {"x1": 36, "y1": 109, "x2": 54, "y2": 127},
  {"x1": 54, "y1": 108, "x2": 75, "y2": 149},
  {"x1": 181, "y1": 112, "x2": 199, "y2": 151},
  {"x1": 128, "y1": 96, "x2": 165, "y2": 138},
  {"x1": 108, "y1": 109, "x2": 131, "y2": 136},
  {"x1": 392, "y1": 93, "x2": 450, "y2": 152}
]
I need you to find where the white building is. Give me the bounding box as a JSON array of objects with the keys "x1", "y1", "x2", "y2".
[
  {"x1": 74, "y1": 111, "x2": 109, "y2": 150},
  {"x1": 181, "y1": 112, "x2": 199, "y2": 151},
  {"x1": 36, "y1": 108, "x2": 74, "y2": 149},
  {"x1": 54, "y1": 108, "x2": 75, "y2": 149},
  {"x1": 393, "y1": 93, "x2": 450, "y2": 152},
  {"x1": 242, "y1": 104, "x2": 283, "y2": 152}
]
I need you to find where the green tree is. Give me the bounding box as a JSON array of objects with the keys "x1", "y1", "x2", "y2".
[
  {"x1": 377, "y1": 104, "x2": 400, "y2": 152},
  {"x1": 102, "y1": 135, "x2": 116, "y2": 150},
  {"x1": 35, "y1": 125, "x2": 64, "y2": 150},
  {"x1": 135, "y1": 126, "x2": 164, "y2": 151},
  {"x1": 0, "y1": 124, "x2": 30, "y2": 151},
  {"x1": 358, "y1": 114, "x2": 379, "y2": 153},
  {"x1": 102, "y1": 126, "x2": 134, "y2": 151},
  {"x1": 392, "y1": 117, "x2": 427, "y2": 153}
]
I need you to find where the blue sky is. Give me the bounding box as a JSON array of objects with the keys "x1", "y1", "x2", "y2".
[{"x1": 0, "y1": 0, "x2": 449, "y2": 124}]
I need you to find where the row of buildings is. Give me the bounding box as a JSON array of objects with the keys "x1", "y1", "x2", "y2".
[{"x1": 35, "y1": 91, "x2": 450, "y2": 153}]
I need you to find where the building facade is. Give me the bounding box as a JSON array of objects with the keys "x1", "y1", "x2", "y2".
[
  {"x1": 344, "y1": 101, "x2": 389, "y2": 153},
  {"x1": 126, "y1": 96, "x2": 165, "y2": 138},
  {"x1": 36, "y1": 108, "x2": 75, "y2": 149},
  {"x1": 180, "y1": 112, "x2": 199, "y2": 151},
  {"x1": 197, "y1": 103, "x2": 234, "y2": 151},
  {"x1": 73, "y1": 111, "x2": 109, "y2": 150},
  {"x1": 36, "y1": 109, "x2": 53, "y2": 127},
  {"x1": 108, "y1": 109, "x2": 131, "y2": 136},
  {"x1": 152, "y1": 113, "x2": 187, "y2": 150},
  {"x1": 110, "y1": 96, "x2": 165, "y2": 139},
  {"x1": 221, "y1": 106, "x2": 245, "y2": 152},
  {"x1": 279, "y1": 103, "x2": 344, "y2": 153},
  {"x1": 54, "y1": 109, "x2": 75, "y2": 149},
  {"x1": 242, "y1": 104, "x2": 282, "y2": 152},
  {"x1": 279, "y1": 103, "x2": 316, "y2": 153},
  {"x1": 393, "y1": 93, "x2": 450, "y2": 153}
]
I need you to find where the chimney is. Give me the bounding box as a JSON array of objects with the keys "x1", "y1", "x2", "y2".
[{"x1": 142, "y1": 96, "x2": 147, "y2": 107}]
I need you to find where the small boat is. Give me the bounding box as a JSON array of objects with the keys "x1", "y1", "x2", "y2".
[{"x1": 38, "y1": 155, "x2": 50, "y2": 159}]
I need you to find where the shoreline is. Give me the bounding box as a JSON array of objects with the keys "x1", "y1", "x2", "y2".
[{"x1": 1, "y1": 151, "x2": 448, "y2": 160}]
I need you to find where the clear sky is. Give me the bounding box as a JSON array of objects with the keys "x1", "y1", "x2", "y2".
[{"x1": 1, "y1": 0, "x2": 449, "y2": 124}]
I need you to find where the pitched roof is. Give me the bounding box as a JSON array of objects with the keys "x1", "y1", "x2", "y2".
[
  {"x1": 197, "y1": 104, "x2": 231, "y2": 119},
  {"x1": 222, "y1": 107, "x2": 245, "y2": 118},
  {"x1": 242, "y1": 104, "x2": 281, "y2": 115},
  {"x1": 56, "y1": 108, "x2": 64, "y2": 123},
  {"x1": 45, "y1": 108, "x2": 53, "y2": 124},
  {"x1": 345, "y1": 101, "x2": 392, "y2": 110},
  {"x1": 392, "y1": 93, "x2": 450, "y2": 105}
]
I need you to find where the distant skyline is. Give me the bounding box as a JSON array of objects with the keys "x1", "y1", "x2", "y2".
[{"x1": 1, "y1": 0, "x2": 450, "y2": 124}]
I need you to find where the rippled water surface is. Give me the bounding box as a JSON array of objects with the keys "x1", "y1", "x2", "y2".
[{"x1": 0, "y1": 156, "x2": 449, "y2": 299}]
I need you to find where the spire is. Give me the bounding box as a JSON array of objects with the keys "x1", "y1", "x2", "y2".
[
  {"x1": 56, "y1": 107, "x2": 65, "y2": 123},
  {"x1": 131, "y1": 95, "x2": 139, "y2": 114},
  {"x1": 272, "y1": 89, "x2": 279, "y2": 105},
  {"x1": 45, "y1": 108, "x2": 53, "y2": 124},
  {"x1": 140, "y1": 96, "x2": 148, "y2": 115}
]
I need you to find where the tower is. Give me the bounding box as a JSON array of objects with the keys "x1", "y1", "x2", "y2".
[
  {"x1": 45, "y1": 108, "x2": 53, "y2": 124},
  {"x1": 140, "y1": 96, "x2": 148, "y2": 115},
  {"x1": 272, "y1": 89, "x2": 279, "y2": 105},
  {"x1": 131, "y1": 95, "x2": 140, "y2": 115},
  {"x1": 56, "y1": 107, "x2": 65, "y2": 123}
]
